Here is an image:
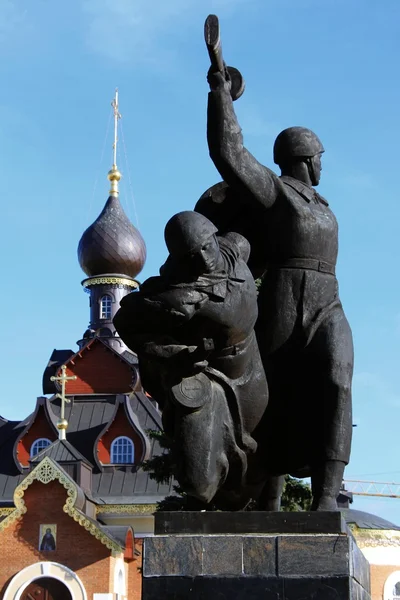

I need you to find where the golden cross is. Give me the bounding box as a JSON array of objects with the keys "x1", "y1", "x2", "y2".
[
  {"x1": 50, "y1": 365, "x2": 77, "y2": 426},
  {"x1": 111, "y1": 88, "x2": 121, "y2": 168}
]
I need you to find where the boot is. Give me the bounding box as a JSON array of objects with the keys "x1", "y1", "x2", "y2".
[{"x1": 311, "y1": 460, "x2": 346, "y2": 511}]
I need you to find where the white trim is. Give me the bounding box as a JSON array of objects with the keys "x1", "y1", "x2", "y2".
[
  {"x1": 361, "y1": 546, "x2": 400, "y2": 566},
  {"x1": 3, "y1": 561, "x2": 87, "y2": 600},
  {"x1": 384, "y1": 570, "x2": 400, "y2": 600},
  {"x1": 113, "y1": 558, "x2": 126, "y2": 596},
  {"x1": 99, "y1": 294, "x2": 113, "y2": 319}
]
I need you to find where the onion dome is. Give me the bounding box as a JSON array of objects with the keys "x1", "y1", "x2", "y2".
[
  {"x1": 78, "y1": 194, "x2": 146, "y2": 278},
  {"x1": 77, "y1": 165, "x2": 146, "y2": 279}
]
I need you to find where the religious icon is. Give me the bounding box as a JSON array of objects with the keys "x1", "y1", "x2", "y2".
[{"x1": 39, "y1": 524, "x2": 56, "y2": 551}]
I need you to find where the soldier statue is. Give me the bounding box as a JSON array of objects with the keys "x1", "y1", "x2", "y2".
[{"x1": 196, "y1": 15, "x2": 354, "y2": 511}]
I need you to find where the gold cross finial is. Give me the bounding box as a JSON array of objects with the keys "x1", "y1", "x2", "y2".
[
  {"x1": 108, "y1": 88, "x2": 122, "y2": 196},
  {"x1": 111, "y1": 88, "x2": 121, "y2": 167},
  {"x1": 50, "y1": 365, "x2": 77, "y2": 440}
]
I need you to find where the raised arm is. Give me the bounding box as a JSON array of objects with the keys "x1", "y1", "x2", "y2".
[{"x1": 207, "y1": 73, "x2": 281, "y2": 209}]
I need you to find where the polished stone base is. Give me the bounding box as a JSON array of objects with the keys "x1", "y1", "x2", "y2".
[{"x1": 142, "y1": 512, "x2": 371, "y2": 600}]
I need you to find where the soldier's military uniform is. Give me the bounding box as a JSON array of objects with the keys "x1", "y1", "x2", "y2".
[{"x1": 199, "y1": 83, "x2": 353, "y2": 489}]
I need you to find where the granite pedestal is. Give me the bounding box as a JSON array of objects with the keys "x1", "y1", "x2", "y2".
[{"x1": 142, "y1": 512, "x2": 371, "y2": 599}]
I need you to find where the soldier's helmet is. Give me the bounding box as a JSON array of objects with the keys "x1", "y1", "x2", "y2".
[
  {"x1": 273, "y1": 126, "x2": 324, "y2": 166},
  {"x1": 164, "y1": 211, "x2": 218, "y2": 258}
]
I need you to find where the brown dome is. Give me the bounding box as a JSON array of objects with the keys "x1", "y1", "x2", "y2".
[{"x1": 78, "y1": 195, "x2": 146, "y2": 278}]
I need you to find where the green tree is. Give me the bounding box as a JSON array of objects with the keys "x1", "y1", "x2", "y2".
[
  {"x1": 142, "y1": 430, "x2": 189, "y2": 511},
  {"x1": 143, "y1": 429, "x2": 312, "y2": 511},
  {"x1": 281, "y1": 475, "x2": 312, "y2": 511}
]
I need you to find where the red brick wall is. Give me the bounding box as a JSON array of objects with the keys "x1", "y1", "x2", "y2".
[
  {"x1": 0, "y1": 480, "x2": 114, "y2": 599},
  {"x1": 61, "y1": 340, "x2": 134, "y2": 394},
  {"x1": 17, "y1": 407, "x2": 57, "y2": 467},
  {"x1": 97, "y1": 404, "x2": 144, "y2": 464},
  {"x1": 129, "y1": 538, "x2": 143, "y2": 600},
  {"x1": 370, "y1": 564, "x2": 399, "y2": 600}
]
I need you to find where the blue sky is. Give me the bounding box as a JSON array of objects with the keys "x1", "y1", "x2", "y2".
[{"x1": 1, "y1": 0, "x2": 399, "y2": 523}]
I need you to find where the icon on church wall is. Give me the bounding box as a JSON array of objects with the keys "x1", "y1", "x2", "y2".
[{"x1": 39, "y1": 524, "x2": 57, "y2": 551}]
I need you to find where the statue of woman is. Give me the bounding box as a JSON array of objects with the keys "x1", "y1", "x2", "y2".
[{"x1": 114, "y1": 211, "x2": 269, "y2": 509}]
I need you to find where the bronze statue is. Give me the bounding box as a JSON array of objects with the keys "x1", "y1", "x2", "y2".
[
  {"x1": 196, "y1": 15, "x2": 354, "y2": 511},
  {"x1": 114, "y1": 211, "x2": 269, "y2": 509}
]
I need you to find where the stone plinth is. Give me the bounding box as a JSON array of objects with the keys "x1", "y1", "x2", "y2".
[{"x1": 142, "y1": 512, "x2": 371, "y2": 600}]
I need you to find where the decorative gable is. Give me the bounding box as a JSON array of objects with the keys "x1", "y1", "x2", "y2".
[
  {"x1": 0, "y1": 457, "x2": 123, "y2": 553},
  {"x1": 30, "y1": 438, "x2": 93, "y2": 493},
  {"x1": 96, "y1": 399, "x2": 146, "y2": 465},
  {"x1": 15, "y1": 400, "x2": 58, "y2": 468},
  {"x1": 57, "y1": 339, "x2": 136, "y2": 395}
]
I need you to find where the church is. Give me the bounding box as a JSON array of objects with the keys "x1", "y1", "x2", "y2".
[{"x1": 0, "y1": 93, "x2": 173, "y2": 600}]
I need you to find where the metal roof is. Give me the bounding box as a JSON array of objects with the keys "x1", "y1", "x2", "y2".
[
  {"x1": 42, "y1": 349, "x2": 75, "y2": 394},
  {"x1": 30, "y1": 439, "x2": 93, "y2": 467},
  {"x1": 0, "y1": 392, "x2": 173, "y2": 505},
  {"x1": 343, "y1": 508, "x2": 400, "y2": 531},
  {"x1": 101, "y1": 525, "x2": 133, "y2": 548}
]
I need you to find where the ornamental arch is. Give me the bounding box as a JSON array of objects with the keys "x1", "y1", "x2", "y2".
[
  {"x1": 3, "y1": 562, "x2": 87, "y2": 600},
  {"x1": 384, "y1": 570, "x2": 400, "y2": 600}
]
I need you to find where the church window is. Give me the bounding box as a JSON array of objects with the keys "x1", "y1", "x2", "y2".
[
  {"x1": 111, "y1": 436, "x2": 134, "y2": 464},
  {"x1": 30, "y1": 438, "x2": 52, "y2": 457},
  {"x1": 117, "y1": 568, "x2": 125, "y2": 598},
  {"x1": 100, "y1": 294, "x2": 112, "y2": 319}
]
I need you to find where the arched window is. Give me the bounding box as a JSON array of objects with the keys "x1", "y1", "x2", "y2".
[
  {"x1": 100, "y1": 294, "x2": 112, "y2": 319},
  {"x1": 117, "y1": 568, "x2": 125, "y2": 597},
  {"x1": 30, "y1": 438, "x2": 52, "y2": 457},
  {"x1": 111, "y1": 436, "x2": 134, "y2": 464}
]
